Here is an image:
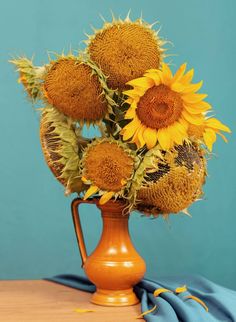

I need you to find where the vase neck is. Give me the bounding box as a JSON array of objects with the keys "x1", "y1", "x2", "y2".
[
  {"x1": 96, "y1": 200, "x2": 130, "y2": 242},
  {"x1": 97, "y1": 199, "x2": 129, "y2": 218}
]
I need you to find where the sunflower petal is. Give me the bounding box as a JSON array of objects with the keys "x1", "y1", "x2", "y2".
[
  {"x1": 171, "y1": 82, "x2": 186, "y2": 92},
  {"x1": 127, "y1": 77, "x2": 154, "y2": 89},
  {"x1": 161, "y1": 63, "x2": 173, "y2": 85},
  {"x1": 175, "y1": 120, "x2": 188, "y2": 135},
  {"x1": 153, "y1": 288, "x2": 173, "y2": 297},
  {"x1": 125, "y1": 98, "x2": 133, "y2": 104},
  {"x1": 185, "y1": 296, "x2": 208, "y2": 312},
  {"x1": 84, "y1": 185, "x2": 99, "y2": 200},
  {"x1": 183, "y1": 93, "x2": 208, "y2": 104},
  {"x1": 168, "y1": 124, "x2": 185, "y2": 145},
  {"x1": 182, "y1": 110, "x2": 204, "y2": 125},
  {"x1": 143, "y1": 127, "x2": 158, "y2": 149},
  {"x1": 181, "y1": 80, "x2": 203, "y2": 94},
  {"x1": 180, "y1": 68, "x2": 194, "y2": 84},
  {"x1": 172, "y1": 63, "x2": 187, "y2": 83},
  {"x1": 146, "y1": 69, "x2": 159, "y2": 74},
  {"x1": 157, "y1": 128, "x2": 171, "y2": 150},
  {"x1": 123, "y1": 89, "x2": 144, "y2": 99},
  {"x1": 203, "y1": 128, "x2": 217, "y2": 151},
  {"x1": 124, "y1": 106, "x2": 136, "y2": 119},
  {"x1": 217, "y1": 131, "x2": 228, "y2": 142},
  {"x1": 137, "y1": 127, "x2": 146, "y2": 148},
  {"x1": 184, "y1": 101, "x2": 211, "y2": 113},
  {"x1": 205, "y1": 118, "x2": 231, "y2": 133},
  {"x1": 99, "y1": 191, "x2": 115, "y2": 205},
  {"x1": 132, "y1": 128, "x2": 141, "y2": 148},
  {"x1": 122, "y1": 117, "x2": 141, "y2": 140},
  {"x1": 144, "y1": 72, "x2": 161, "y2": 85},
  {"x1": 183, "y1": 103, "x2": 209, "y2": 115}
]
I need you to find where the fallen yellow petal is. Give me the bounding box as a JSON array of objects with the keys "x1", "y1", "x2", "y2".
[
  {"x1": 175, "y1": 285, "x2": 187, "y2": 293},
  {"x1": 185, "y1": 295, "x2": 209, "y2": 312},
  {"x1": 75, "y1": 308, "x2": 95, "y2": 313},
  {"x1": 136, "y1": 305, "x2": 157, "y2": 319},
  {"x1": 153, "y1": 288, "x2": 173, "y2": 297}
]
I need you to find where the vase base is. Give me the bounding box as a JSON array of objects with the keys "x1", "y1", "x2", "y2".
[{"x1": 91, "y1": 288, "x2": 139, "y2": 306}]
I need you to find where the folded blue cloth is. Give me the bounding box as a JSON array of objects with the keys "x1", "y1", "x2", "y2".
[{"x1": 45, "y1": 274, "x2": 236, "y2": 321}]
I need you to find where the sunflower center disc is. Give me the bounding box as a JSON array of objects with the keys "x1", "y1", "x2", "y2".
[
  {"x1": 84, "y1": 142, "x2": 133, "y2": 192},
  {"x1": 89, "y1": 23, "x2": 160, "y2": 90},
  {"x1": 136, "y1": 84, "x2": 184, "y2": 129}
]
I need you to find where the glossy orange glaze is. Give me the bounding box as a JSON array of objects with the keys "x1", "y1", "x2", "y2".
[{"x1": 71, "y1": 198, "x2": 146, "y2": 306}]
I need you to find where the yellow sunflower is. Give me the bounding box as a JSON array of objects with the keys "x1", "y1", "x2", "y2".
[
  {"x1": 121, "y1": 63, "x2": 212, "y2": 150},
  {"x1": 81, "y1": 139, "x2": 136, "y2": 204},
  {"x1": 188, "y1": 117, "x2": 231, "y2": 151}
]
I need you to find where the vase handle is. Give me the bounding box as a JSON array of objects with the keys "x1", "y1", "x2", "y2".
[{"x1": 71, "y1": 198, "x2": 98, "y2": 267}]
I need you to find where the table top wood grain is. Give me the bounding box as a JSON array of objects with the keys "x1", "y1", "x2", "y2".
[{"x1": 0, "y1": 280, "x2": 144, "y2": 321}]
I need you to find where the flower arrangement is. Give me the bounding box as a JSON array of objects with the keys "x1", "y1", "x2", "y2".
[{"x1": 11, "y1": 13, "x2": 231, "y2": 218}]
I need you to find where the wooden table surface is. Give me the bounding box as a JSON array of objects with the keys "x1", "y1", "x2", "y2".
[{"x1": 0, "y1": 280, "x2": 144, "y2": 321}]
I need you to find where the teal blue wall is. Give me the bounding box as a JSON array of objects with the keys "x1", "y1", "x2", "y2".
[{"x1": 0, "y1": 0, "x2": 235, "y2": 289}]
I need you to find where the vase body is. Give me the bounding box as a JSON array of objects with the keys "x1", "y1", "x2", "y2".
[{"x1": 71, "y1": 198, "x2": 146, "y2": 306}]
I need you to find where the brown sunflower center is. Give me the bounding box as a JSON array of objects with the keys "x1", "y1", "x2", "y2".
[
  {"x1": 88, "y1": 22, "x2": 160, "y2": 90},
  {"x1": 84, "y1": 142, "x2": 134, "y2": 191},
  {"x1": 44, "y1": 59, "x2": 107, "y2": 121},
  {"x1": 136, "y1": 84, "x2": 184, "y2": 129}
]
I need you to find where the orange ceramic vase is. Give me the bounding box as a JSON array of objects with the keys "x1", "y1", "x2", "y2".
[{"x1": 71, "y1": 198, "x2": 146, "y2": 306}]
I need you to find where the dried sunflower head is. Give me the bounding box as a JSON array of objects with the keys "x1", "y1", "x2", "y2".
[
  {"x1": 81, "y1": 138, "x2": 137, "y2": 204},
  {"x1": 87, "y1": 14, "x2": 166, "y2": 91},
  {"x1": 40, "y1": 106, "x2": 84, "y2": 195},
  {"x1": 43, "y1": 55, "x2": 114, "y2": 123},
  {"x1": 131, "y1": 142, "x2": 206, "y2": 217}
]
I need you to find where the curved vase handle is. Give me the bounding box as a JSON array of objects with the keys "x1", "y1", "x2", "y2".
[{"x1": 71, "y1": 198, "x2": 98, "y2": 268}]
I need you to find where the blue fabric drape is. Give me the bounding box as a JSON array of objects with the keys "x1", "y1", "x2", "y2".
[{"x1": 45, "y1": 274, "x2": 236, "y2": 321}]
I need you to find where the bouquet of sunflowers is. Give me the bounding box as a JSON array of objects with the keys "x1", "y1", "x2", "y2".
[{"x1": 11, "y1": 14, "x2": 230, "y2": 218}]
